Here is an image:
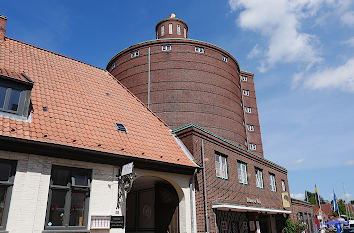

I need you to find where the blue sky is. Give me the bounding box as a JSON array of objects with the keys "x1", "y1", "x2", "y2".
[{"x1": 2, "y1": 0, "x2": 354, "y2": 202}]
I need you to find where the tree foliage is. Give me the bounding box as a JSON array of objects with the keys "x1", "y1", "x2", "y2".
[{"x1": 284, "y1": 218, "x2": 296, "y2": 233}]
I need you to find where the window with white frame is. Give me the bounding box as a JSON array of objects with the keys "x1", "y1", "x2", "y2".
[
  {"x1": 162, "y1": 45, "x2": 171, "y2": 51},
  {"x1": 242, "y1": 90, "x2": 250, "y2": 96},
  {"x1": 247, "y1": 125, "x2": 254, "y2": 131},
  {"x1": 269, "y1": 173, "x2": 276, "y2": 192},
  {"x1": 244, "y1": 107, "x2": 252, "y2": 113},
  {"x1": 237, "y1": 161, "x2": 248, "y2": 185},
  {"x1": 215, "y1": 152, "x2": 228, "y2": 179},
  {"x1": 195, "y1": 47, "x2": 204, "y2": 53},
  {"x1": 241, "y1": 76, "x2": 248, "y2": 82},
  {"x1": 161, "y1": 26, "x2": 165, "y2": 36},
  {"x1": 130, "y1": 50, "x2": 139, "y2": 58},
  {"x1": 222, "y1": 56, "x2": 228, "y2": 62},
  {"x1": 169, "y1": 24, "x2": 173, "y2": 34},
  {"x1": 281, "y1": 180, "x2": 286, "y2": 192},
  {"x1": 177, "y1": 24, "x2": 181, "y2": 35},
  {"x1": 255, "y1": 168, "x2": 264, "y2": 189},
  {"x1": 184, "y1": 28, "x2": 187, "y2": 38},
  {"x1": 249, "y1": 144, "x2": 257, "y2": 151}
]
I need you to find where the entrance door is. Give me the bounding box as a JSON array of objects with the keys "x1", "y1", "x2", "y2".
[{"x1": 126, "y1": 176, "x2": 179, "y2": 233}]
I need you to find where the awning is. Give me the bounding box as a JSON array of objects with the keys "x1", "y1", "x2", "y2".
[{"x1": 212, "y1": 203, "x2": 292, "y2": 214}]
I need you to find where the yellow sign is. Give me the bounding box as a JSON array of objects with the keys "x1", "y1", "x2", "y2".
[{"x1": 282, "y1": 192, "x2": 291, "y2": 208}]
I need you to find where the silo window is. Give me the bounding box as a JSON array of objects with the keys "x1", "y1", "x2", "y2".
[
  {"x1": 161, "y1": 26, "x2": 165, "y2": 36},
  {"x1": 195, "y1": 47, "x2": 204, "y2": 53},
  {"x1": 247, "y1": 125, "x2": 254, "y2": 131},
  {"x1": 241, "y1": 76, "x2": 248, "y2": 82},
  {"x1": 111, "y1": 62, "x2": 116, "y2": 71},
  {"x1": 130, "y1": 50, "x2": 139, "y2": 58},
  {"x1": 184, "y1": 28, "x2": 187, "y2": 38},
  {"x1": 177, "y1": 24, "x2": 181, "y2": 35},
  {"x1": 244, "y1": 107, "x2": 252, "y2": 113},
  {"x1": 222, "y1": 56, "x2": 228, "y2": 62},
  {"x1": 250, "y1": 144, "x2": 257, "y2": 151},
  {"x1": 242, "y1": 90, "x2": 250, "y2": 96},
  {"x1": 169, "y1": 23, "x2": 173, "y2": 34},
  {"x1": 162, "y1": 45, "x2": 171, "y2": 51}
]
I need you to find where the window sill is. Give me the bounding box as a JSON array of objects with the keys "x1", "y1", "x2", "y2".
[{"x1": 0, "y1": 231, "x2": 9, "y2": 233}]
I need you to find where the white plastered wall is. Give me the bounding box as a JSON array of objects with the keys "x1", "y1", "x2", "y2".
[{"x1": 0, "y1": 150, "x2": 195, "y2": 233}]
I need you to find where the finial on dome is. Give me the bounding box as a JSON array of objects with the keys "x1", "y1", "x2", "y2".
[{"x1": 169, "y1": 13, "x2": 176, "y2": 18}]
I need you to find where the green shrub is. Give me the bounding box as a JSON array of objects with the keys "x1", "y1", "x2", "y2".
[{"x1": 284, "y1": 218, "x2": 296, "y2": 233}]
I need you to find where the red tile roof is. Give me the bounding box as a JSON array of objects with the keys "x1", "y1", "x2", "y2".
[{"x1": 0, "y1": 37, "x2": 196, "y2": 168}]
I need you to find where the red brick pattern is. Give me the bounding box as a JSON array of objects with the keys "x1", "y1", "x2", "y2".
[
  {"x1": 0, "y1": 37, "x2": 196, "y2": 167},
  {"x1": 176, "y1": 126, "x2": 290, "y2": 233},
  {"x1": 241, "y1": 71, "x2": 264, "y2": 156},
  {"x1": 108, "y1": 39, "x2": 250, "y2": 149},
  {"x1": 291, "y1": 199, "x2": 316, "y2": 233}
]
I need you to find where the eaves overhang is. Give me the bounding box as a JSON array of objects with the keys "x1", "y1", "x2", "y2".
[{"x1": 0, "y1": 135, "x2": 197, "y2": 175}]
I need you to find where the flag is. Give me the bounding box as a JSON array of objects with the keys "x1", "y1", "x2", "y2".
[
  {"x1": 333, "y1": 191, "x2": 338, "y2": 212},
  {"x1": 315, "y1": 185, "x2": 321, "y2": 210}
]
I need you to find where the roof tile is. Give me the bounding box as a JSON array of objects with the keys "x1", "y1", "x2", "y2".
[{"x1": 0, "y1": 37, "x2": 196, "y2": 168}]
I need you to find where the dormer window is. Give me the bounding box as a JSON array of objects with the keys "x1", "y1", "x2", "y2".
[{"x1": 0, "y1": 71, "x2": 33, "y2": 118}]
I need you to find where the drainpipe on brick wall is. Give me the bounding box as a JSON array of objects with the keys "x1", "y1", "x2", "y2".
[
  {"x1": 201, "y1": 139, "x2": 210, "y2": 233},
  {"x1": 190, "y1": 168, "x2": 198, "y2": 233},
  {"x1": 147, "y1": 47, "x2": 151, "y2": 109}
]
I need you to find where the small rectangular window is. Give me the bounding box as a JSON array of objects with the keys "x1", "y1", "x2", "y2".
[
  {"x1": 169, "y1": 24, "x2": 173, "y2": 34},
  {"x1": 237, "y1": 161, "x2": 248, "y2": 185},
  {"x1": 247, "y1": 125, "x2": 254, "y2": 131},
  {"x1": 269, "y1": 173, "x2": 276, "y2": 192},
  {"x1": 244, "y1": 107, "x2": 252, "y2": 113},
  {"x1": 281, "y1": 180, "x2": 286, "y2": 192},
  {"x1": 215, "y1": 152, "x2": 228, "y2": 179},
  {"x1": 130, "y1": 50, "x2": 139, "y2": 58},
  {"x1": 162, "y1": 45, "x2": 171, "y2": 51},
  {"x1": 111, "y1": 62, "x2": 116, "y2": 71},
  {"x1": 45, "y1": 166, "x2": 91, "y2": 230},
  {"x1": 249, "y1": 144, "x2": 257, "y2": 151},
  {"x1": 255, "y1": 168, "x2": 264, "y2": 189},
  {"x1": 0, "y1": 159, "x2": 17, "y2": 230},
  {"x1": 222, "y1": 56, "x2": 228, "y2": 62},
  {"x1": 177, "y1": 24, "x2": 181, "y2": 35},
  {"x1": 161, "y1": 26, "x2": 165, "y2": 36},
  {"x1": 195, "y1": 47, "x2": 204, "y2": 53},
  {"x1": 241, "y1": 76, "x2": 248, "y2": 82},
  {"x1": 184, "y1": 28, "x2": 187, "y2": 38},
  {"x1": 242, "y1": 90, "x2": 249, "y2": 96}
]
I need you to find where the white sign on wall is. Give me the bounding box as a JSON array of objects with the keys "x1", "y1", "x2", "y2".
[{"x1": 121, "y1": 162, "x2": 134, "y2": 176}]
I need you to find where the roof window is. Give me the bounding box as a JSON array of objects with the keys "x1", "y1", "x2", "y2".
[
  {"x1": 130, "y1": 50, "x2": 139, "y2": 58},
  {"x1": 0, "y1": 70, "x2": 33, "y2": 118},
  {"x1": 115, "y1": 123, "x2": 128, "y2": 133}
]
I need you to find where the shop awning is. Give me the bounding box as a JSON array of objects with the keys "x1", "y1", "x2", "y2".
[{"x1": 212, "y1": 203, "x2": 291, "y2": 214}]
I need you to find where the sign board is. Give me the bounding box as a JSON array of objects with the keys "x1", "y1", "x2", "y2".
[
  {"x1": 121, "y1": 162, "x2": 134, "y2": 176},
  {"x1": 249, "y1": 221, "x2": 256, "y2": 231},
  {"x1": 247, "y1": 197, "x2": 262, "y2": 204},
  {"x1": 282, "y1": 192, "x2": 291, "y2": 208},
  {"x1": 110, "y1": 216, "x2": 124, "y2": 228}
]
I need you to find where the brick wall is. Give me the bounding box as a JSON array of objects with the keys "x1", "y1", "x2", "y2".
[
  {"x1": 176, "y1": 127, "x2": 290, "y2": 233},
  {"x1": 291, "y1": 199, "x2": 316, "y2": 233}
]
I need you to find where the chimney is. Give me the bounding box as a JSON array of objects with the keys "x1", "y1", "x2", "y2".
[{"x1": 0, "y1": 15, "x2": 7, "y2": 41}]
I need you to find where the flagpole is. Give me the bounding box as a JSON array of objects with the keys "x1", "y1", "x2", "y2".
[{"x1": 343, "y1": 183, "x2": 349, "y2": 220}]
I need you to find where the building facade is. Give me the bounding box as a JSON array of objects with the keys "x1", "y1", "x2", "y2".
[
  {"x1": 0, "y1": 15, "x2": 198, "y2": 233},
  {"x1": 291, "y1": 199, "x2": 315, "y2": 233},
  {"x1": 107, "y1": 14, "x2": 291, "y2": 233}
]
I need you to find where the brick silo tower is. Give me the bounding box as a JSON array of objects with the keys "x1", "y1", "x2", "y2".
[{"x1": 107, "y1": 14, "x2": 264, "y2": 156}]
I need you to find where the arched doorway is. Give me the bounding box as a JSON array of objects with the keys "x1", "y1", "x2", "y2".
[{"x1": 126, "y1": 176, "x2": 180, "y2": 233}]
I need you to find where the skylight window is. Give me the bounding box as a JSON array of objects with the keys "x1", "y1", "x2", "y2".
[{"x1": 115, "y1": 123, "x2": 128, "y2": 133}]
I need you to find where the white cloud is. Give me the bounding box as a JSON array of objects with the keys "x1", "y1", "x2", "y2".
[
  {"x1": 341, "y1": 11, "x2": 354, "y2": 26},
  {"x1": 248, "y1": 44, "x2": 261, "y2": 59},
  {"x1": 345, "y1": 160, "x2": 354, "y2": 166},
  {"x1": 343, "y1": 193, "x2": 352, "y2": 200},
  {"x1": 289, "y1": 158, "x2": 305, "y2": 165},
  {"x1": 291, "y1": 193, "x2": 305, "y2": 200},
  {"x1": 228, "y1": 0, "x2": 323, "y2": 70},
  {"x1": 302, "y1": 58, "x2": 354, "y2": 92},
  {"x1": 343, "y1": 37, "x2": 354, "y2": 47}
]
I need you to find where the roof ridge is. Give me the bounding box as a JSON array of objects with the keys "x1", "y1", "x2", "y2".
[
  {"x1": 105, "y1": 70, "x2": 170, "y2": 128},
  {"x1": 5, "y1": 37, "x2": 106, "y2": 72},
  {"x1": 173, "y1": 123, "x2": 286, "y2": 171}
]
